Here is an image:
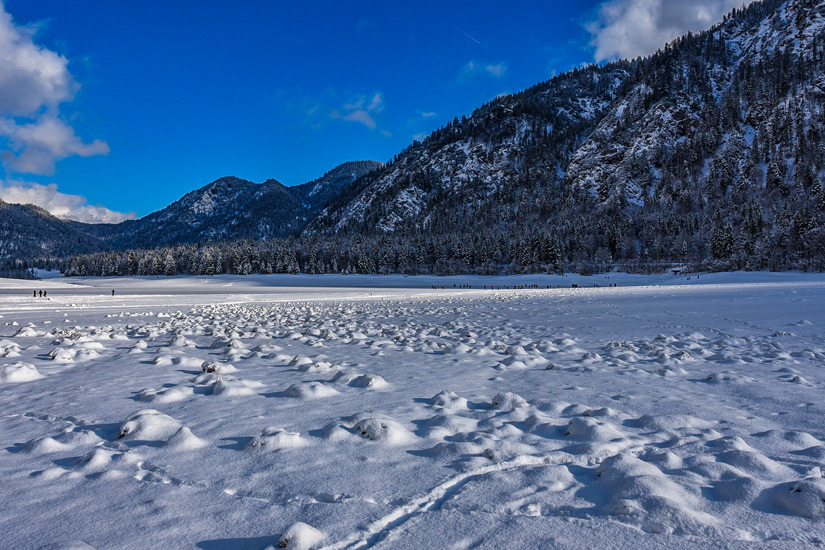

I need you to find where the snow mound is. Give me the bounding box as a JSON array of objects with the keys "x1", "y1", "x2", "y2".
[
  {"x1": 172, "y1": 356, "x2": 205, "y2": 368},
  {"x1": 429, "y1": 390, "x2": 469, "y2": 411},
  {"x1": 764, "y1": 478, "x2": 825, "y2": 518},
  {"x1": 346, "y1": 373, "x2": 389, "y2": 390},
  {"x1": 752, "y1": 429, "x2": 823, "y2": 450},
  {"x1": 289, "y1": 355, "x2": 314, "y2": 368},
  {"x1": 297, "y1": 361, "x2": 339, "y2": 374},
  {"x1": 211, "y1": 377, "x2": 258, "y2": 397},
  {"x1": 247, "y1": 427, "x2": 307, "y2": 451},
  {"x1": 418, "y1": 414, "x2": 478, "y2": 439},
  {"x1": 137, "y1": 386, "x2": 194, "y2": 404},
  {"x1": 423, "y1": 440, "x2": 486, "y2": 457},
  {"x1": 170, "y1": 335, "x2": 196, "y2": 347},
  {"x1": 0, "y1": 362, "x2": 43, "y2": 383},
  {"x1": 23, "y1": 435, "x2": 70, "y2": 454},
  {"x1": 636, "y1": 414, "x2": 715, "y2": 431},
  {"x1": 152, "y1": 355, "x2": 175, "y2": 366},
  {"x1": 201, "y1": 361, "x2": 238, "y2": 374},
  {"x1": 54, "y1": 428, "x2": 103, "y2": 448},
  {"x1": 590, "y1": 454, "x2": 721, "y2": 535},
  {"x1": 75, "y1": 447, "x2": 119, "y2": 472},
  {"x1": 354, "y1": 417, "x2": 414, "y2": 444},
  {"x1": 278, "y1": 522, "x2": 325, "y2": 550},
  {"x1": 48, "y1": 348, "x2": 77, "y2": 363},
  {"x1": 283, "y1": 382, "x2": 339, "y2": 399},
  {"x1": 14, "y1": 326, "x2": 42, "y2": 337},
  {"x1": 491, "y1": 392, "x2": 529, "y2": 410},
  {"x1": 164, "y1": 427, "x2": 207, "y2": 450},
  {"x1": 119, "y1": 409, "x2": 181, "y2": 441}
]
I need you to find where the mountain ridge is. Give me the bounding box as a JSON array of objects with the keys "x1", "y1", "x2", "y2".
[
  {"x1": 49, "y1": 160, "x2": 381, "y2": 252},
  {"x1": 5, "y1": 0, "x2": 825, "y2": 275}
]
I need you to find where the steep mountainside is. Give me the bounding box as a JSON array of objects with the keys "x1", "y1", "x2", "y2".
[
  {"x1": 308, "y1": 65, "x2": 631, "y2": 234},
  {"x1": 294, "y1": 160, "x2": 385, "y2": 213},
  {"x1": 0, "y1": 200, "x2": 105, "y2": 261},
  {"x1": 306, "y1": 0, "x2": 825, "y2": 271}
]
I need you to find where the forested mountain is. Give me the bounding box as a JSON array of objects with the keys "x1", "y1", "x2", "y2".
[
  {"x1": 0, "y1": 200, "x2": 105, "y2": 262},
  {"x1": 7, "y1": 0, "x2": 825, "y2": 276},
  {"x1": 66, "y1": 160, "x2": 382, "y2": 250},
  {"x1": 306, "y1": 0, "x2": 825, "y2": 272}
]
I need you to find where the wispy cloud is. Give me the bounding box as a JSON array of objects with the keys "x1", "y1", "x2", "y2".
[
  {"x1": 587, "y1": 0, "x2": 755, "y2": 62},
  {"x1": 334, "y1": 109, "x2": 377, "y2": 130},
  {"x1": 331, "y1": 92, "x2": 386, "y2": 132},
  {"x1": 459, "y1": 60, "x2": 508, "y2": 81},
  {"x1": 407, "y1": 110, "x2": 438, "y2": 126},
  {"x1": 0, "y1": 179, "x2": 135, "y2": 223},
  {"x1": 458, "y1": 61, "x2": 478, "y2": 80},
  {"x1": 0, "y1": 2, "x2": 109, "y2": 175},
  {"x1": 484, "y1": 63, "x2": 508, "y2": 78}
]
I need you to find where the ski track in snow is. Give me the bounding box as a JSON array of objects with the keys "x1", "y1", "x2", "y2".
[{"x1": 1, "y1": 273, "x2": 824, "y2": 549}]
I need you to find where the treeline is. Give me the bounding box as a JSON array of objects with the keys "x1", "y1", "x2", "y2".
[
  {"x1": 22, "y1": 214, "x2": 825, "y2": 279},
  {"x1": 0, "y1": 266, "x2": 40, "y2": 280}
]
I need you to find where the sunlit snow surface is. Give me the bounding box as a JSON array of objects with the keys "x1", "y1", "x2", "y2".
[{"x1": 1, "y1": 272, "x2": 824, "y2": 549}]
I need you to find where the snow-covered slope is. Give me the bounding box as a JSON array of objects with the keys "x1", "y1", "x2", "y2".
[
  {"x1": 307, "y1": 67, "x2": 631, "y2": 234},
  {"x1": 304, "y1": 0, "x2": 825, "y2": 271},
  {"x1": 564, "y1": 0, "x2": 824, "y2": 205},
  {"x1": 0, "y1": 200, "x2": 105, "y2": 261},
  {"x1": 70, "y1": 161, "x2": 382, "y2": 250}
]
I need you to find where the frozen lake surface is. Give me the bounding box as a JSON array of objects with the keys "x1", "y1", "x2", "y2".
[{"x1": 1, "y1": 273, "x2": 824, "y2": 549}]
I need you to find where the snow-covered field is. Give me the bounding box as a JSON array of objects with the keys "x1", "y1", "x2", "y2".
[{"x1": 1, "y1": 273, "x2": 824, "y2": 549}]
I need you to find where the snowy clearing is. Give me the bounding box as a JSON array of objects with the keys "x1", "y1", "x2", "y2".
[{"x1": 1, "y1": 273, "x2": 824, "y2": 549}]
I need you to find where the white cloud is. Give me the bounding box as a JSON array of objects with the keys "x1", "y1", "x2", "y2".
[
  {"x1": 334, "y1": 109, "x2": 377, "y2": 130},
  {"x1": 587, "y1": 0, "x2": 755, "y2": 62},
  {"x1": 0, "y1": 1, "x2": 109, "y2": 175},
  {"x1": 342, "y1": 92, "x2": 383, "y2": 114},
  {"x1": 485, "y1": 63, "x2": 508, "y2": 77},
  {"x1": 0, "y1": 8, "x2": 74, "y2": 115},
  {"x1": 331, "y1": 92, "x2": 385, "y2": 131},
  {"x1": 408, "y1": 110, "x2": 439, "y2": 126},
  {"x1": 459, "y1": 60, "x2": 508, "y2": 81},
  {"x1": 0, "y1": 115, "x2": 109, "y2": 175},
  {"x1": 0, "y1": 179, "x2": 135, "y2": 223},
  {"x1": 366, "y1": 92, "x2": 383, "y2": 113},
  {"x1": 458, "y1": 60, "x2": 477, "y2": 80}
]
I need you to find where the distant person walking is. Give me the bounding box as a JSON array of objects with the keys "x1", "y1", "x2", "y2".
[
  {"x1": 33, "y1": 290, "x2": 36, "y2": 298},
  {"x1": 111, "y1": 289, "x2": 115, "y2": 297}
]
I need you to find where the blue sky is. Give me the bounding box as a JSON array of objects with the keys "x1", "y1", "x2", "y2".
[{"x1": 0, "y1": 0, "x2": 749, "y2": 222}]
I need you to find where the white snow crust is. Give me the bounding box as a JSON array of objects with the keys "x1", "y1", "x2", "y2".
[{"x1": 1, "y1": 272, "x2": 825, "y2": 548}]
